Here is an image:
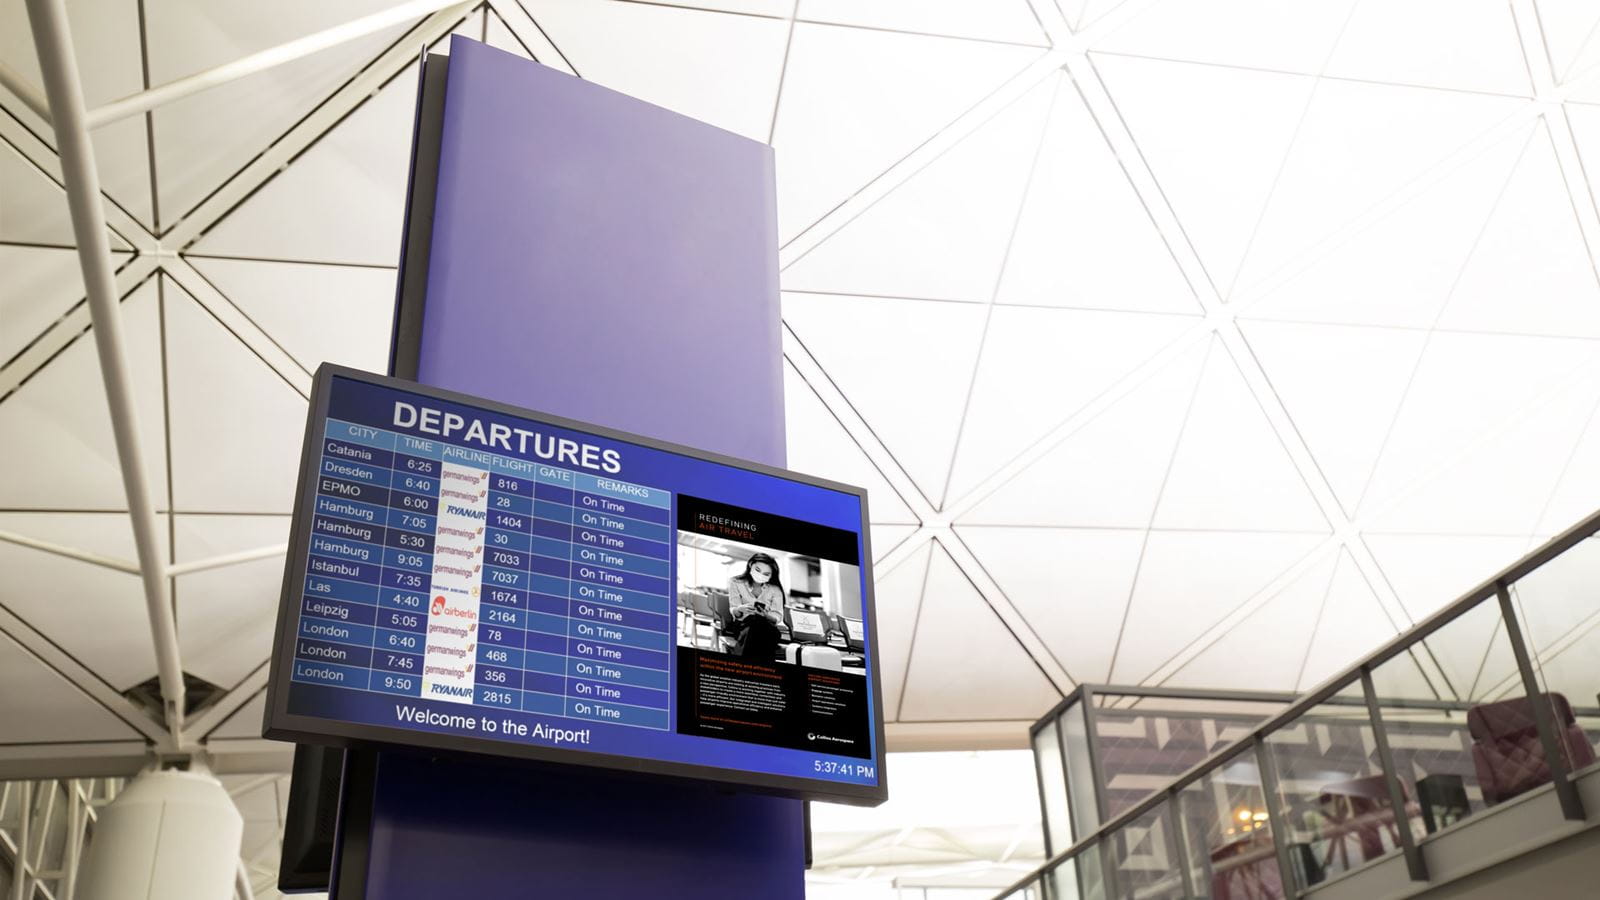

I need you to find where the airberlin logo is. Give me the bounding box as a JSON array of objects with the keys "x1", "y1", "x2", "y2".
[{"x1": 431, "y1": 596, "x2": 446, "y2": 616}]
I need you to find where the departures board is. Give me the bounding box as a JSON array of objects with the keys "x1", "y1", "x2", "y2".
[{"x1": 264, "y1": 366, "x2": 886, "y2": 805}]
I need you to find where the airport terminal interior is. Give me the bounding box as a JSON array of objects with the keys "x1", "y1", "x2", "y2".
[{"x1": 4, "y1": 1, "x2": 1600, "y2": 898}]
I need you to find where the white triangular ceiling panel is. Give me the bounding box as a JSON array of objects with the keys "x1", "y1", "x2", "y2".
[
  {"x1": 176, "y1": 514, "x2": 290, "y2": 688},
  {"x1": 782, "y1": 292, "x2": 984, "y2": 503},
  {"x1": 996, "y1": 71, "x2": 1197, "y2": 314},
  {"x1": 1152, "y1": 341, "x2": 1328, "y2": 532},
  {"x1": 0, "y1": 0, "x2": 155, "y2": 227},
  {"x1": 0, "y1": 279, "x2": 167, "y2": 510},
  {"x1": 1091, "y1": 54, "x2": 1314, "y2": 294},
  {"x1": 189, "y1": 49, "x2": 420, "y2": 266},
  {"x1": 1436, "y1": 126, "x2": 1600, "y2": 338},
  {"x1": 186, "y1": 257, "x2": 396, "y2": 373},
  {"x1": 1109, "y1": 530, "x2": 1323, "y2": 683},
  {"x1": 484, "y1": 8, "x2": 536, "y2": 60},
  {"x1": 946, "y1": 305, "x2": 1195, "y2": 504},
  {"x1": 1, "y1": 246, "x2": 85, "y2": 364},
  {"x1": 1093, "y1": 0, "x2": 1357, "y2": 74},
  {"x1": 782, "y1": 73, "x2": 1057, "y2": 303},
  {"x1": 771, "y1": 22, "x2": 1045, "y2": 241},
  {"x1": 876, "y1": 541, "x2": 933, "y2": 719},
  {"x1": 1324, "y1": 0, "x2": 1530, "y2": 96},
  {"x1": 1537, "y1": 404, "x2": 1600, "y2": 534},
  {"x1": 869, "y1": 524, "x2": 920, "y2": 562},
  {"x1": 1241, "y1": 320, "x2": 1428, "y2": 516},
  {"x1": 524, "y1": 0, "x2": 788, "y2": 142},
  {"x1": 1233, "y1": 80, "x2": 1528, "y2": 295},
  {"x1": 782, "y1": 363, "x2": 919, "y2": 524},
  {"x1": 1368, "y1": 369, "x2": 1600, "y2": 536},
  {"x1": 1237, "y1": 121, "x2": 1533, "y2": 324},
  {"x1": 1359, "y1": 331, "x2": 1600, "y2": 515},
  {"x1": 958, "y1": 526, "x2": 1145, "y2": 685},
  {"x1": 145, "y1": 0, "x2": 421, "y2": 220},
  {"x1": 0, "y1": 512, "x2": 165, "y2": 689},
  {"x1": 0, "y1": 630, "x2": 144, "y2": 743},
  {"x1": 1536, "y1": 0, "x2": 1600, "y2": 86},
  {"x1": 1565, "y1": 102, "x2": 1600, "y2": 214},
  {"x1": 959, "y1": 338, "x2": 1208, "y2": 526},
  {"x1": 1166, "y1": 548, "x2": 1339, "y2": 690},
  {"x1": 0, "y1": 142, "x2": 131, "y2": 249},
  {"x1": 164, "y1": 279, "x2": 307, "y2": 513},
  {"x1": 799, "y1": 0, "x2": 1049, "y2": 46},
  {"x1": 1297, "y1": 551, "x2": 1404, "y2": 691},
  {"x1": 898, "y1": 542, "x2": 1061, "y2": 720}
]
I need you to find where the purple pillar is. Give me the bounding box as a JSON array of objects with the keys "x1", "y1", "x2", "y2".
[{"x1": 333, "y1": 37, "x2": 800, "y2": 899}]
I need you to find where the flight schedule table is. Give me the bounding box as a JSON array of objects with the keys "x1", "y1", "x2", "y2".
[{"x1": 291, "y1": 418, "x2": 674, "y2": 730}]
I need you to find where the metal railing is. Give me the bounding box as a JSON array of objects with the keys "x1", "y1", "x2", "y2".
[{"x1": 1002, "y1": 507, "x2": 1600, "y2": 899}]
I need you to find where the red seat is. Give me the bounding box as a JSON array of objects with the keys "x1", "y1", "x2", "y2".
[{"x1": 1468, "y1": 693, "x2": 1596, "y2": 805}]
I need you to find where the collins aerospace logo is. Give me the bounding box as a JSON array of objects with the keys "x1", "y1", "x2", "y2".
[{"x1": 431, "y1": 595, "x2": 446, "y2": 616}]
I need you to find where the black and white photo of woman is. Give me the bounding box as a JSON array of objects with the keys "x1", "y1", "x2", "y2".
[{"x1": 727, "y1": 552, "x2": 784, "y2": 659}]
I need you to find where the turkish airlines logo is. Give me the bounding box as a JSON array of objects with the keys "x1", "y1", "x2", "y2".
[{"x1": 431, "y1": 595, "x2": 446, "y2": 616}]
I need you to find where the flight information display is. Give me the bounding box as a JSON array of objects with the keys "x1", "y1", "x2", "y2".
[{"x1": 265, "y1": 367, "x2": 885, "y2": 805}]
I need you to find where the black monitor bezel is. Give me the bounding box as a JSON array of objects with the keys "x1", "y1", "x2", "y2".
[{"x1": 264, "y1": 364, "x2": 887, "y2": 806}]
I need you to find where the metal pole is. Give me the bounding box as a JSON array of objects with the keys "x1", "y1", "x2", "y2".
[
  {"x1": 1253, "y1": 739, "x2": 1298, "y2": 898},
  {"x1": 165, "y1": 543, "x2": 286, "y2": 577},
  {"x1": 62, "y1": 780, "x2": 82, "y2": 900},
  {"x1": 0, "y1": 529, "x2": 141, "y2": 574},
  {"x1": 12, "y1": 782, "x2": 32, "y2": 900},
  {"x1": 24, "y1": 0, "x2": 186, "y2": 737},
  {"x1": 1360, "y1": 666, "x2": 1429, "y2": 881},
  {"x1": 1496, "y1": 583, "x2": 1585, "y2": 820},
  {"x1": 84, "y1": 0, "x2": 468, "y2": 129},
  {"x1": 1161, "y1": 790, "x2": 1197, "y2": 900}
]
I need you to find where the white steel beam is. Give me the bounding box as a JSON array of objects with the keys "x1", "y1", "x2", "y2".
[
  {"x1": 23, "y1": 0, "x2": 186, "y2": 738},
  {"x1": 0, "y1": 529, "x2": 139, "y2": 575},
  {"x1": 86, "y1": 0, "x2": 468, "y2": 130},
  {"x1": 166, "y1": 544, "x2": 287, "y2": 578},
  {"x1": 165, "y1": 3, "x2": 476, "y2": 251}
]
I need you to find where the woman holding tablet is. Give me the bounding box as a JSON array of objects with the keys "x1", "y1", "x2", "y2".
[{"x1": 727, "y1": 552, "x2": 785, "y2": 659}]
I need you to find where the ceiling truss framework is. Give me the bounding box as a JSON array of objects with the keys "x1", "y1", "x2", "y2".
[{"x1": 3, "y1": 0, "x2": 1600, "y2": 798}]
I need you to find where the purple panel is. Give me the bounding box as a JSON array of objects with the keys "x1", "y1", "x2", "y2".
[
  {"x1": 416, "y1": 36, "x2": 784, "y2": 465},
  {"x1": 352, "y1": 37, "x2": 801, "y2": 900},
  {"x1": 364, "y1": 754, "x2": 806, "y2": 899}
]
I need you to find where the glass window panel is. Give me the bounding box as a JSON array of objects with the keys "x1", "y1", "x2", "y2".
[
  {"x1": 1090, "y1": 695, "x2": 1272, "y2": 819},
  {"x1": 1264, "y1": 678, "x2": 1398, "y2": 889},
  {"x1": 1370, "y1": 598, "x2": 1524, "y2": 844},
  {"x1": 1064, "y1": 703, "x2": 1101, "y2": 837},
  {"x1": 1176, "y1": 754, "x2": 1285, "y2": 899},
  {"x1": 1035, "y1": 718, "x2": 1072, "y2": 852},
  {"x1": 1104, "y1": 802, "x2": 1187, "y2": 900},
  {"x1": 1509, "y1": 536, "x2": 1600, "y2": 779},
  {"x1": 1043, "y1": 858, "x2": 1079, "y2": 900}
]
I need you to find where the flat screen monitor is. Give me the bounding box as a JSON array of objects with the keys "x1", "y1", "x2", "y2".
[{"x1": 264, "y1": 366, "x2": 885, "y2": 805}]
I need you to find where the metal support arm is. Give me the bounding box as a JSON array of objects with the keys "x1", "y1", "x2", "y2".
[{"x1": 24, "y1": 0, "x2": 186, "y2": 738}]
